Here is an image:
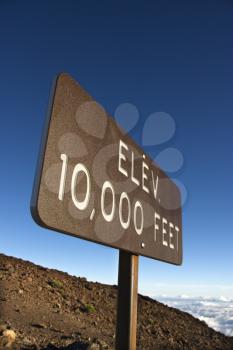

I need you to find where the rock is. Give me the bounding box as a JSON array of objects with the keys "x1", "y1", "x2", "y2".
[
  {"x1": 53, "y1": 302, "x2": 62, "y2": 310},
  {"x1": 0, "y1": 329, "x2": 16, "y2": 348},
  {"x1": 0, "y1": 324, "x2": 7, "y2": 333},
  {"x1": 87, "y1": 343, "x2": 100, "y2": 350},
  {"x1": 23, "y1": 336, "x2": 38, "y2": 348}
]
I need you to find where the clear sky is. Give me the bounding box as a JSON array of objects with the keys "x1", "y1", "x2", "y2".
[{"x1": 1, "y1": 0, "x2": 233, "y2": 298}]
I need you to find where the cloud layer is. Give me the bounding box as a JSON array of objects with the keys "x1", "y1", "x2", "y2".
[{"x1": 156, "y1": 295, "x2": 233, "y2": 336}]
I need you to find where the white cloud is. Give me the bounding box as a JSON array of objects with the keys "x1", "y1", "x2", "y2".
[
  {"x1": 155, "y1": 295, "x2": 233, "y2": 336},
  {"x1": 139, "y1": 282, "x2": 233, "y2": 300}
]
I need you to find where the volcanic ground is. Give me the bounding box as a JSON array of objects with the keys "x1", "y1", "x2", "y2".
[{"x1": 0, "y1": 253, "x2": 232, "y2": 350}]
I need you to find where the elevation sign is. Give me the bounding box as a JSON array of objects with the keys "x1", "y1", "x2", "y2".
[{"x1": 31, "y1": 73, "x2": 183, "y2": 265}]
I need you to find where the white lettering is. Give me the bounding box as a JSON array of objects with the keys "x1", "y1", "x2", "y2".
[
  {"x1": 58, "y1": 153, "x2": 68, "y2": 201},
  {"x1": 101, "y1": 181, "x2": 115, "y2": 222},
  {"x1": 175, "y1": 226, "x2": 179, "y2": 252},
  {"x1": 119, "y1": 192, "x2": 131, "y2": 229},
  {"x1": 162, "y1": 217, "x2": 168, "y2": 247},
  {"x1": 118, "y1": 139, "x2": 128, "y2": 178},
  {"x1": 134, "y1": 201, "x2": 144, "y2": 235},
  {"x1": 154, "y1": 212, "x2": 160, "y2": 242},
  {"x1": 142, "y1": 160, "x2": 150, "y2": 194},
  {"x1": 169, "y1": 222, "x2": 175, "y2": 249},
  {"x1": 151, "y1": 170, "x2": 159, "y2": 200},
  {"x1": 131, "y1": 151, "x2": 140, "y2": 186},
  {"x1": 71, "y1": 163, "x2": 91, "y2": 210}
]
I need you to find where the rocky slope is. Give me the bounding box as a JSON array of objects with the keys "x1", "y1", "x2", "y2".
[{"x1": 0, "y1": 253, "x2": 232, "y2": 350}]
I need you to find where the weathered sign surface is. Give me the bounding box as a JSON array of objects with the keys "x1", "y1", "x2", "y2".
[{"x1": 31, "y1": 73, "x2": 182, "y2": 265}]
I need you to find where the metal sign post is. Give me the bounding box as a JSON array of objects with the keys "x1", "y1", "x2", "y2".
[{"x1": 116, "y1": 250, "x2": 139, "y2": 350}]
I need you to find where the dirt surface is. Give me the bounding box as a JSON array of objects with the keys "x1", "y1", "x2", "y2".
[{"x1": 0, "y1": 253, "x2": 232, "y2": 350}]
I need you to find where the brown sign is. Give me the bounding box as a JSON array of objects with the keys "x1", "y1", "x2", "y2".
[{"x1": 31, "y1": 73, "x2": 182, "y2": 265}]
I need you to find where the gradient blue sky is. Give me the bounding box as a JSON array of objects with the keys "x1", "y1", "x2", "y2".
[{"x1": 1, "y1": 0, "x2": 233, "y2": 298}]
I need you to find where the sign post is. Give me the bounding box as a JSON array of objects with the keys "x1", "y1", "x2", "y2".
[
  {"x1": 116, "y1": 251, "x2": 139, "y2": 350},
  {"x1": 31, "y1": 73, "x2": 183, "y2": 350}
]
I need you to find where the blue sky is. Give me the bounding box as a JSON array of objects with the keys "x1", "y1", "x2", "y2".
[{"x1": 1, "y1": 0, "x2": 233, "y2": 298}]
